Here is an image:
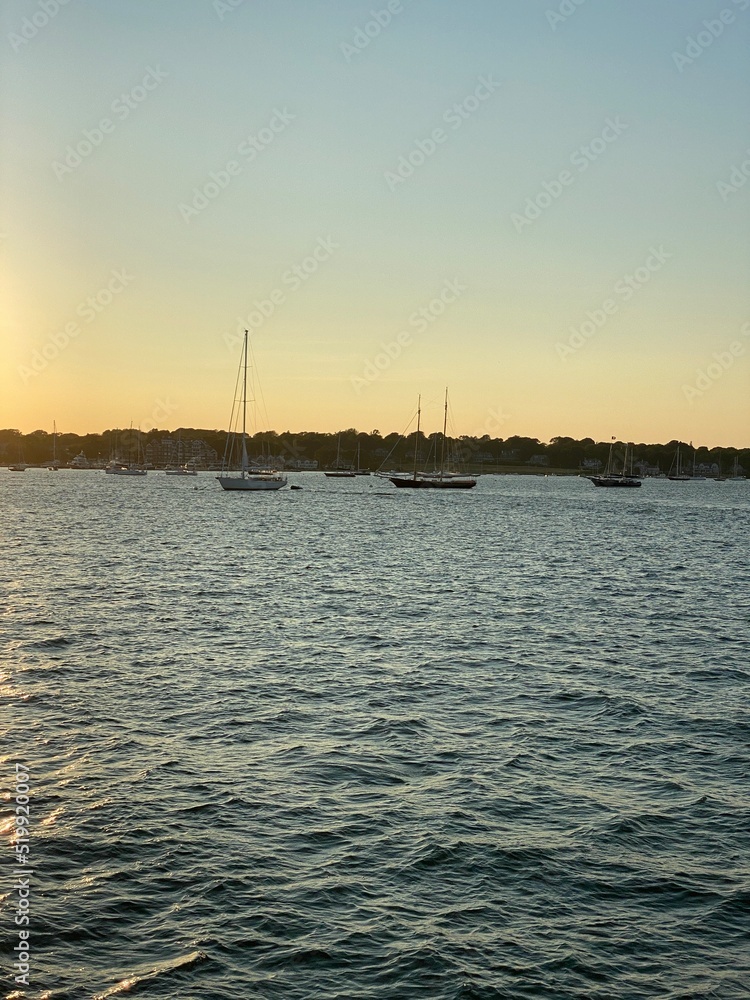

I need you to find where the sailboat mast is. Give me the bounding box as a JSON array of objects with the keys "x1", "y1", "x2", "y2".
[
  {"x1": 242, "y1": 330, "x2": 248, "y2": 475},
  {"x1": 440, "y1": 387, "x2": 448, "y2": 480},
  {"x1": 413, "y1": 395, "x2": 421, "y2": 481}
]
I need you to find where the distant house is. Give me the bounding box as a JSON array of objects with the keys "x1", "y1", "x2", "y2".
[
  {"x1": 145, "y1": 437, "x2": 218, "y2": 468},
  {"x1": 581, "y1": 458, "x2": 601, "y2": 470},
  {"x1": 286, "y1": 458, "x2": 318, "y2": 470},
  {"x1": 527, "y1": 454, "x2": 549, "y2": 467},
  {"x1": 252, "y1": 453, "x2": 288, "y2": 469}
]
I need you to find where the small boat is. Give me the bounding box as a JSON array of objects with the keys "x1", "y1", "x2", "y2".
[
  {"x1": 216, "y1": 330, "x2": 287, "y2": 492},
  {"x1": 48, "y1": 421, "x2": 60, "y2": 470},
  {"x1": 587, "y1": 439, "x2": 641, "y2": 488},
  {"x1": 728, "y1": 456, "x2": 746, "y2": 481},
  {"x1": 105, "y1": 461, "x2": 147, "y2": 476},
  {"x1": 165, "y1": 460, "x2": 198, "y2": 476},
  {"x1": 8, "y1": 445, "x2": 27, "y2": 471},
  {"x1": 325, "y1": 435, "x2": 356, "y2": 477},
  {"x1": 354, "y1": 442, "x2": 370, "y2": 475},
  {"x1": 105, "y1": 425, "x2": 147, "y2": 475},
  {"x1": 667, "y1": 444, "x2": 705, "y2": 481},
  {"x1": 389, "y1": 390, "x2": 477, "y2": 490}
]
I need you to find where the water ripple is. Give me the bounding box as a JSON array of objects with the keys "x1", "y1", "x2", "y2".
[{"x1": 1, "y1": 472, "x2": 748, "y2": 998}]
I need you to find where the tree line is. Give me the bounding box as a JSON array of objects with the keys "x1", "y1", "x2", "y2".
[{"x1": 1, "y1": 427, "x2": 747, "y2": 474}]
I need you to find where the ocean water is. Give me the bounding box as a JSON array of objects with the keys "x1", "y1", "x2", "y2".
[{"x1": 1, "y1": 470, "x2": 749, "y2": 999}]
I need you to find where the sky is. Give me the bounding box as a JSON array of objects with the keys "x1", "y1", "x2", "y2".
[{"x1": 1, "y1": 0, "x2": 749, "y2": 446}]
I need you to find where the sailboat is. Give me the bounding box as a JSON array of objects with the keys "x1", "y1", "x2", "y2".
[
  {"x1": 216, "y1": 330, "x2": 287, "y2": 492},
  {"x1": 166, "y1": 465, "x2": 197, "y2": 476},
  {"x1": 354, "y1": 442, "x2": 370, "y2": 475},
  {"x1": 325, "y1": 435, "x2": 355, "y2": 478},
  {"x1": 389, "y1": 390, "x2": 477, "y2": 489},
  {"x1": 667, "y1": 445, "x2": 691, "y2": 481},
  {"x1": 729, "y1": 456, "x2": 746, "y2": 481},
  {"x1": 105, "y1": 425, "x2": 147, "y2": 475},
  {"x1": 165, "y1": 458, "x2": 198, "y2": 476},
  {"x1": 8, "y1": 443, "x2": 27, "y2": 471},
  {"x1": 48, "y1": 421, "x2": 60, "y2": 470},
  {"x1": 667, "y1": 444, "x2": 704, "y2": 481},
  {"x1": 586, "y1": 438, "x2": 641, "y2": 487}
]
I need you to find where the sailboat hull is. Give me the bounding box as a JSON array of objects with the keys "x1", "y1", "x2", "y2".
[
  {"x1": 389, "y1": 476, "x2": 476, "y2": 489},
  {"x1": 588, "y1": 476, "x2": 641, "y2": 488},
  {"x1": 217, "y1": 476, "x2": 287, "y2": 491}
]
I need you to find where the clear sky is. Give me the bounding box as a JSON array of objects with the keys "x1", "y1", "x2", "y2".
[{"x1": 2, "y1": 0, "x2": 749, "y2": 445}]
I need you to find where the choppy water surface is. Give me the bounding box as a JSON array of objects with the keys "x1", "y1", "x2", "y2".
[{"x1": 1, "y1": 471, "x2": 749, "y2": 999}]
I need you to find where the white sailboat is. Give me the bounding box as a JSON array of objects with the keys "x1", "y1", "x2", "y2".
[
  {"x1": 216, "y1": 330, "x2": 287, "y2": 492},
  {"x1": 48, "y1": 421, "x2": 60, "y2": 470},
  {"x1": 165, "y1": 459, "x2": 198, "y2": 476}
]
